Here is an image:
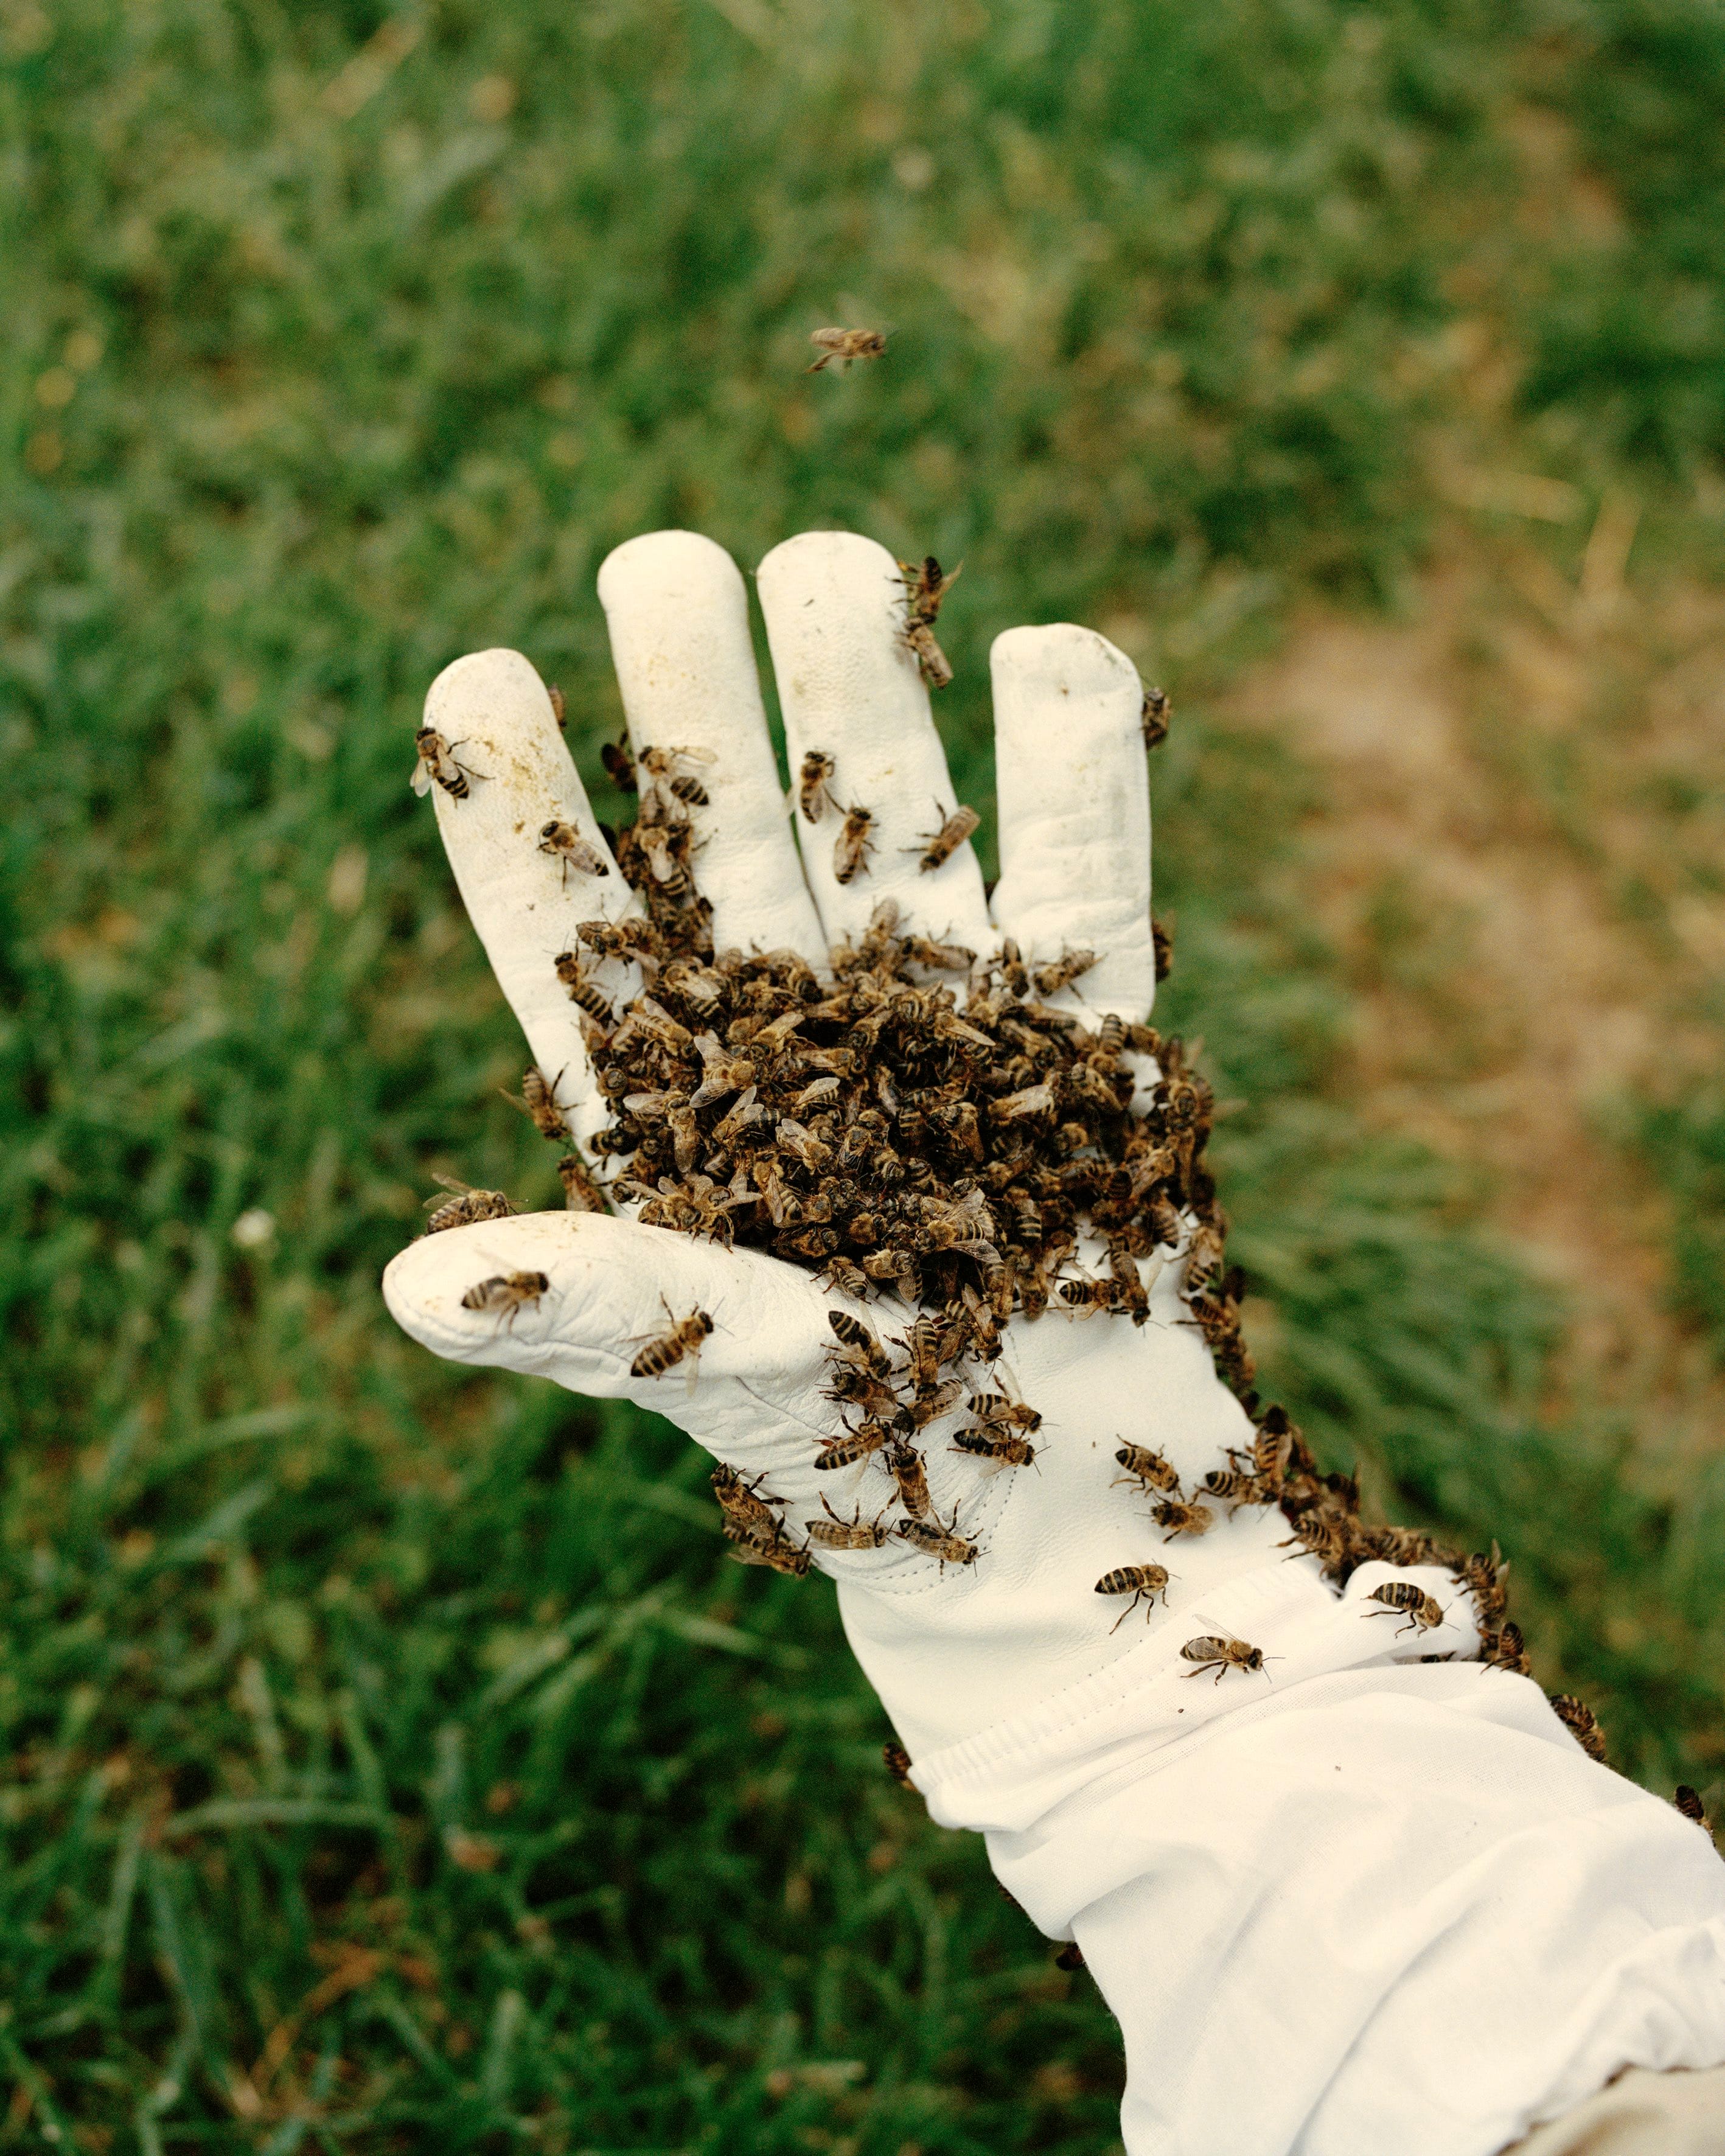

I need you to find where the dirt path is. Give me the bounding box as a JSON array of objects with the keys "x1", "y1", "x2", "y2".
[{"x1": 1217, "y1": 540, "x2": 1725, "y2": 1457}]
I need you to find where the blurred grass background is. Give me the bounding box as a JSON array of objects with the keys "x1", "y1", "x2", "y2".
[{"x1": 7, "y1": 0, "x2": 1725, "y2": 2147}]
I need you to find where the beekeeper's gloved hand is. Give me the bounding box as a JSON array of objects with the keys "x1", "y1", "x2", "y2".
[{"x1": 383, "y1": 530, "x2": 1725, "y2": 2156}]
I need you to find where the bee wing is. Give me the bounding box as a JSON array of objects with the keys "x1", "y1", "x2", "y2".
[{"x1": 411, "y1": 759, "x2": 434, "y2": 795}]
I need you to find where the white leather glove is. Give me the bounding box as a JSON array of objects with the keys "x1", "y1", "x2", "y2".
[{"x1": 383, "y1": 529, "x2": 1725, "y2": 2156}]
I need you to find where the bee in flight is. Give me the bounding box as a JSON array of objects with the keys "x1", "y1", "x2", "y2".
[
  {"x1": 412, "y1": 727, "x2": 486, "y2": 800},
  {"x1": 807, "y1": 326, "x2": 888, "y2": 373}
]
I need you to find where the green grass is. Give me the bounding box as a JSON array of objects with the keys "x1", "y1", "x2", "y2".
[{"x1": 7, "y1": 1, "x2": 1725, "y2": 2146}]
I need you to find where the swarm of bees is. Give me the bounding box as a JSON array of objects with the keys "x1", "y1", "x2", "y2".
[{"x1": 414, "y1": 654, "x2": 1596, "y2": 1781}]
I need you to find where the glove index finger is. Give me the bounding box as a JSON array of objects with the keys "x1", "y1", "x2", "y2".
[
  {"x1": 419, "y1": 647, "x2": 641, "y2": 1152},
  {"x1": 382, "y1": 1207, "x2": 838, "y2": 1429}
]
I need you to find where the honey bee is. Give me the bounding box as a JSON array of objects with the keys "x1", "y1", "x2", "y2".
[
  {"x1": 804, "y1": 1495, "x2": 893, "y2": 1551},
  {"x1": 901, "y1": 932, "x2": 975, "y2": 972},
  {"x1": 632, "y1": 820, "x2": 697, "y2": 897},
  {"x1": 908, "y1": 804, "x2": 980, "y2": 873},
  {"x1": 883, "y1": 1743, "x2": 914, "y2": 1786},
  {"x1": 504, "y1": 1066, "x2": 568, "y2": 1140},
  {"x1": 1153, "y1": 917, "x2": 1173, "y2": 983},
  {"x1": 896, "y1": 556, "x2": 961, "y2": 691},
  {"x1": 1033, "y1": 949, "x2": 1098, "y2": 998},
  {"x1": 814, "y1": 1419, "x2": 892, "y2": 1470},
  {"x1": 966, "y1": 1386, "x2": 1041, "y2": 1434},
  {"x1": 422, "y1": 1176, "x2": 514, "y2": 1235},
  {"x1": 906, "y1": 617, "x2": 953, "y2": 691},
  {"x1": 412, "y1": 726, "x2": 486, "y2": 800},
  {"x1": 711, "y1": 1086, "x2": 764, "y2": 1149},
  {"x1": 1179, "y1": 1634, "x2": 1273, "y2": 1684},
  {"x1": 577, "y1": 915, "x2": 661, "y2": 961},
  {"x1": 1113, "y1": 1443, "x2": 1180, "y2": 1495},
  {"x1": 807, "y1": 326, "x2": 888, "y2": 372},
  {"x1": 548, "y1": 683, "x2": 567, "y2": 729},
  {"x1": 557, "y1": 1154, "x2": 608, "y2": 1214},
  {"x1": 538, "y1": 820, "x2": 612, "y2": 885},
  {"x1": 931, "y1": 1100, "x2": 986, "y2": 1163},
  {"x1": 1674, "y1": 1785, "x2": 1714, "y2": 1836},
  {"x1": 553, "y1": 950, "x2": 616, "y2": 1028},
  {"x1": 957, "y1": 1280, "x2": 1001, "y2": 1361},
  {"x1": 894, "y1": 1507, "x2": 979, "y2": 1569},
  {"x1": 822, "y1": 1255, "x2": 871, "y2": 1299},
  {"x1": 1365, "y1": 1581, "x2": 1446, "y2": 1636},
  {"x1": 1198, "y1": 1468, "x2": 1266, "y2": 1515},
  {"x1": 951, "y1": 1428, "x2": 1036, "y2": 1467},
  {"x1": 666, "y1": 1097, "x2": 700, "y2": 1175},
  {"x1": 711, "y1": 1462, "x2": 783, "y2": 1535},
  {"x1": 1153, "y1": 1498, "x2": 1213, "y2": 1540},
  {"x1": 1106, "y1": 1241, "x2": 1154, "y2": 1325},
  {"x1": 900, "y1": 1378, "x2": 965, "y2": 1432},
  {"x1": 601, "y1": 729, "x2": 636, "y2": 792},
  {"x1": 1058, "y1": 1275, "x2": 1115, "y2": 1316},
  {"x1": 662, "y1": 960, "x2": 730, "y2": 1019},
  {"x1": 901, "y1": 1314, "x2": 940, "y2": 1394},
  {"x1": 884, "y1": 1438, "x2": 932, "y2": 1521},
  {"x1": 1094, "y1": 1565, "x2": 1171, "y2": 1631},
  {"x1": 639, "y1": 743, "x2": 717, "y2": 806},
  {"x1": 725, "y1": 1516, "x2": 812, "y2": 1576},
  {"x1": 1483, "y1": 1620, "x2": 1530, "y2": 1673},
  {"x1": 628, "y1": 1299, "x2": 714, "y2": 1382},
  {"x1": 828, "y1": 1309, "x2": 892, "y2": 1377},
  {"x1": 460, "y1": 1271, "x2": 549, "y2": 1329},
  {"x1": 834, "y1": 803, "x2": 876, "y2": 885},
  {"x1": 798, "y1": 750, "x2": 837, "y2": 823},
  {"x1": 1278, "y1": 1512, "x2": 1348, "y2": 1567},
  {"x1": 993, "y1": 1081, "x2": 1057, "y2": 1125},
  {"x1": 612, "y1": 996, "x2": 692, "y2": 1055},
  {"x1": 776, "y1": 1117, "x2": 832, "y2": 1172},
  {"x1": 1549, "y1": 1694, "x2": 1607, "y2": 1764},
  {"x1": 1140, "y1": 686, "x2": 1171, "y2": 749}
]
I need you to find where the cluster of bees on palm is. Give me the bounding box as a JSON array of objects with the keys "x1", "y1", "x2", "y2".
[{"x1": 413, "y1": 528, "x2": 1648, "y2": 1805}]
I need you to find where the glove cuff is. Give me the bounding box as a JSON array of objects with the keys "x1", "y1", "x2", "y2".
[{"x1": 911, "y1": 1570, "x2": 1725, "y2": 2156}]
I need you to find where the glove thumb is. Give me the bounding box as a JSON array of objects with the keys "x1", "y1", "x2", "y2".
[{"x1": 382, "y1": 1209, "x2": 840, "y2": 1462}]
